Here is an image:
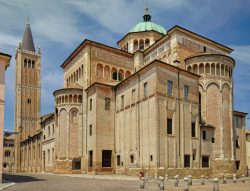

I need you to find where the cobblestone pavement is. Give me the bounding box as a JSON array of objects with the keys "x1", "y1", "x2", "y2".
[{"x1": 3, "y1": 173, "x2": 250, "y2": 191}]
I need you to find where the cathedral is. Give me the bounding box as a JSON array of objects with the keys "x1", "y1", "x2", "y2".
[{"x1": 14, "y1": 7, "x2": 247, "y2": 177}]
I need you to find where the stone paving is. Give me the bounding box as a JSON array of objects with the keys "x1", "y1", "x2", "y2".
[{"x1": 2, "y1": 173, "x2": 250, "y2": 191}]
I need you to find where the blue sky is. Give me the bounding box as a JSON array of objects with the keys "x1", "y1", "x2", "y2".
[{"x1": 1, "y1": 0, "x2": 250, "y2": 131}]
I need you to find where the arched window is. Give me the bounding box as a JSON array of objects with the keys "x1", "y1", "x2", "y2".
[
  {"x1": 104, "y1": 65, "x2": 110, "y2": 79},
  {"x1": 187, "y1": 66, "x2": 192, "y2": 72},
  {"x1": 81, "y1": 65, "x2": 84, "y2": 77},
  {"x1": 119, "y1": 69, "x2": 124, "y2": 80},
  {"x1": 139, "y1": 39, "x2": 144, "y2": 51},
  {"x1": 145, "y1": 39, "x2": 150, "y2": 48},
  {"x1": 225, "y1": 65, "x2": 229, "y2": 77},
  {"x1": 78, "y1": 95, "x2": 82, "y2": 103},
  {"x1": 134, "y1": 40, "x2": 138, "y2": 51},
  {"x1": 5, "y1": 150, "x2": 11, "y2": 157},
  {"x1": 205, "y1": 63, "x2": 210, "y2": 75},
  {"x1": 199, "y1": 63, "x2": 204, "y2": 74},
  {"x1": 24, "y1": 59, "x2": 27, "y2": 68},
  {"x1": 76, "y1": 70, "x2": 79, "y2": 81},
  {"x1": 112, "y1": 72, "x2": 122, "y2": 81},
  {"x1": 125, "y1": 71, "x2": 131, "y2": 78},
  {"x1": 193, "y1": 64, "x2": 198, "y2": 74},
  {"x1": 73, "y1": 95, "x2": 77, "y2": 103},
  {"x1": 28, "y1": 60, "x2": 31, "y2": 68},
  {"x1": 74, "y1": 72, "x2": 76, "y2": 82},
  {"x1": 111, "y1": 68, "x2": 117, "y2": 80},
  {"x1": 79, "y1": 67, "x2": 81, "y2": 79},
  {"x1": 130, "y1": 155, "x2": 134, "y2": 163},
  {"x1": 69, "y1": 95, "x2": 73, "y2": 103},
  {"x1": 32, "y1": 61, "x2": 35, "y2": 68},
  {"x1": 96, "y1": 64, "x2": 103, "y2": 77},
  {"x1": 221, "y1": 64, "x2": 225, "y2": 76},
  {"x1": 216, "y1": 64, "x2": 220, "y2": 75},
  {"x1": 211, "y1": 63, "x2": 215, "y2": 75}
]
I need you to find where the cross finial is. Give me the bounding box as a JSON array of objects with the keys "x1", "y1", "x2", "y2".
[
  {"x1": 26, "y1": 16, "x2": 29, "y2": 25},
  {"x1": 145, "y1": 0, "x2": 149, "y2": 14},
  {"x1": 143, "y1": 0, "x2": 151, "y2": 22}
]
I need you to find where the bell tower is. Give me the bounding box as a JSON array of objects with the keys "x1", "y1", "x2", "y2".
[{"x1": 14, "y1": 18, "x2": 41, "y2": 172}]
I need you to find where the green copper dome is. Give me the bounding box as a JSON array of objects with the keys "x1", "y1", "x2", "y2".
[
  {"x1": 129, "y1": 21, "x2": 166, "y2": 35},
  {"x1": 129, "y1": 7, "x2": 166, "y2": 35}
]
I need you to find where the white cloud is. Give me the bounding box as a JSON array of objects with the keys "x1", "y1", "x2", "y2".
[
  {"x1": 68, "y1": 0, "x2": 142, "y2": 34},
  {"x1": 0, "y1": 0, "x2": 82, "y2": 46},
  {"x1": 0, "y1": 33, "x2": 20, "y2": 47},
  {"x1": 231, "y1": 45, "x2": 250, "y2": 65}
]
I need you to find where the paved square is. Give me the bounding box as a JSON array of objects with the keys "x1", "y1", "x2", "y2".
[{"x1": 3, "y1": 173, "x2": 250, "y2": 191}]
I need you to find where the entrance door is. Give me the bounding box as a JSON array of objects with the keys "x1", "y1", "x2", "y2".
[
  {"x1": 184, "y1": 155, "x2": 190, "y2": 168},
  {"x1": 102, "y1": 150, "x2": 112, "y2": 167},
  {"x1": 202, "y1": 156, "x2": 209, "y2": 168}
]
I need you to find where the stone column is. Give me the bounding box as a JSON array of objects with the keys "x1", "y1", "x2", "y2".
[
  {"x1": 174, "y1": 175, "x2": 179, "y2": 187},
  {"x1": 213, "y1": 178, "x2": 219, "y2": 191},
  {"x1": 188, "y1": 175, "x2": 192, "y2": 185},
  {"x1": 233, "y1": 174, "x2": 237, "y2": 183},
  {"x1": 159, "y1": 176, "x2": 164, "y2": 190},
  {"x1": 201, "y1": 175, "x2": 205, "y2": 185},
  {"x1": 242, "y1": 175, "x2": 245, "y2": 183},
  {"x1": 184, "y1": 177, "x2": 189, "y2": 191}
]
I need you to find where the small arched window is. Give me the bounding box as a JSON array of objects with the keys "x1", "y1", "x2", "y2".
[
  {"x1": 28, "y1": 60, "x2": 31, "y2": 68},
  {"x1": 145, "y1": 39, "x2": 150, "y2": 48},
  {"x1": 32, "y1": 61, "x2": 35, "y2": 68},
  {"x1": 134, "y1": 40, "x2": 138, "y2": 51},
  {"x1": 5, "y1": 151, "x2": 11, "y2": 157},
  {"x1": 24, "y1": 59, "x2": 27, "y2": 68},
  {"x1": 139, "y1": 39, "x2": 144, "y2": 51},
  {"x1": 130, "y1": 155, "x2": 134, "y2": 163},
  {"x1": 112, "y1": 72, "x2": 122, "y2": 81}
]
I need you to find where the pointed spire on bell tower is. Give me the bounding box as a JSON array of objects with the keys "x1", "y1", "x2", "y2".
[
  {"x1": 21, "y1": 17, "x2": 36, "y2": 52},
  {"x1": 143, "y1": 1, "x2": 151, "y2": 22}
]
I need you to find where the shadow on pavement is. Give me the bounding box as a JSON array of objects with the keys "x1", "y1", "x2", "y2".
[{"x1": 3, "y1": 173, "x2": 44, "y2": 183}]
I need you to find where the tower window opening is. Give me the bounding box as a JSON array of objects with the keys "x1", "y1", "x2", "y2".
[
  {"x1": 211, "y1": 138, "x2": 215, "y2": 143},
  {"x1": 27, "y1": 98, "x2": 32, "y2": 104},
  {"x1": 24, "y1": 59, "x2": 27, "y2": 68},
  {"x1": 236, "y1": 139, "x2": 240, "y2": 148},
  {"x1": 117, "y1": 155, "x2": 121, "y2": 166},
  {"x1": 143, "y1": 82, "x2": 148, "y2": 97},
  {"x1": 191, "y1": 122, "x2": 196, "y2": 137},
  {"x1": 202, "y1": 131, "x2": 206, "y2": 140},
  {"x1": 203, "y1": 46, "x2": 207, "y2": 53},
  {"x1": 28, "y1": 60, "x2": 31, "y2": 68},
  {"x1": 145, "y1": 39, "x2": 150, "y2": 47},
  {"x1": 167, "y1": 118, "x2": 173, "y2": 134},
  {"x1": 130, "y1": 155, "x2": 134, "y2": 163},
  {"x1": 32, "y1": 61, "x2": 35, "y2": 68}
]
